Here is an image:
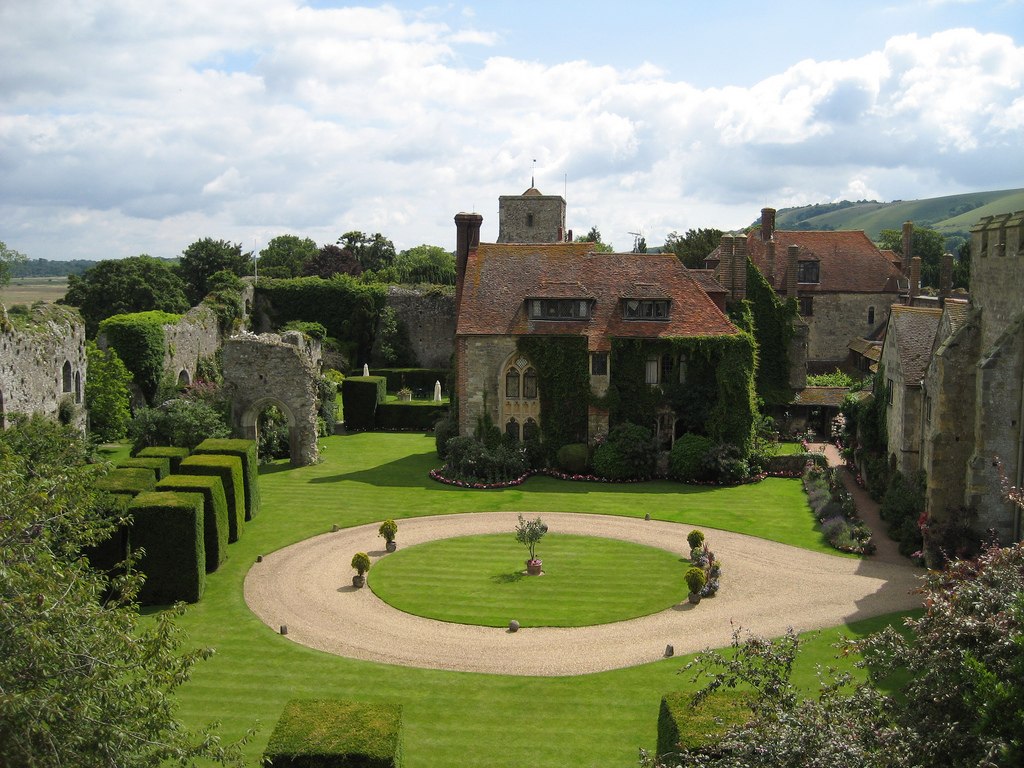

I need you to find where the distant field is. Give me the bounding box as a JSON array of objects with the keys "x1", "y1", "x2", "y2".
[{"x1": 1, "y1": 277, "x2": 69, "y2": 306}]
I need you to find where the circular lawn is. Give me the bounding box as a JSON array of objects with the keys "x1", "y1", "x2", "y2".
[{"x1": 367, "y1": 533, "x2": 689, "y2": 627}]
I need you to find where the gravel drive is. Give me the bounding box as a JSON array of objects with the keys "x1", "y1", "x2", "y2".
[{"x1": 244, "y1": 512, "x2": 923, "y2": 677}]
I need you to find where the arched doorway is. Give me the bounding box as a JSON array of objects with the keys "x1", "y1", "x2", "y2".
[
  {"x1": 178, "y1": 368, "x2": 192, "y2": 387},
  {"x1": 62, "y1": 360, "x2": 72, "y2": 393},
  {"x1": 239, "y1": 397, "x2": 298, "y2": 464}
]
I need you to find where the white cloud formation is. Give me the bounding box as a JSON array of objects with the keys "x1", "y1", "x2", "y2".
[{"x1": 0, "y1": 2, "x2": 1021, "y2": 261}]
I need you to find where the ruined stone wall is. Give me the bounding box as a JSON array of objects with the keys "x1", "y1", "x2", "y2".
[
  {"x1": 0, "y1": 303, "x2": 87, "y2": 430},
  {"x1": 375, "y1": 286, "x2": 456, "y2": 369},
  {"x1": 456, "y1": 335, "x2": 518, "y2": 437},
  {"x1": 880, "y1": 334, "x2": 923, "y2": 475},
  {"x1": 805, "y1": 292, "x2": 897, "y2": 366},
  {"x1": 163, "y1": 304, "x2": 223, "y2": 386},
  {"x1": 922, "y1": 314, "x2": 980, "y2": 523},
  {"x1": 497, "y1": 194, "x2": 566, "y2": 243},
  {"x1": 971, "y1": 211, "x2": 1024, "y2": 351}
]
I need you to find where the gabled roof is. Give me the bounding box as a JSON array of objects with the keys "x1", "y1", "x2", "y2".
[
  {"x1": 456, "y1": 243, "x2": 738, "y2": 351},
  {"x1": 884, "y1": 305, "x2": 943, "y2": 385},
  {"x1": 747, "y1": 230, "x2": 904, "y2": 294},
  {"x1": 792, "y1": 387, "x2": 866, "y2": 407}
]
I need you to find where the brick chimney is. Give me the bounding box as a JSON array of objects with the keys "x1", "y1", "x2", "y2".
[
  {"x1": 766, "y1": 240, "x2": 776, "y2": 287},
  {"x1": 939, "y1": 252, "x2": 953, "y2": 305},
  {"x1": 785, "y1": 245, "x2": 799, "y2": 299},
  {"x1": 733, "y1": 234, "x2": 748, "y2": 301},
  {"x1": 718, "y1": 235, "x2": 735, "y2": 296},
  {"x1": 454, "y1": 212, "x2": 482, "y2": 307},
  {"x1": 909, "y1": 256, "x2": 921, "y2": 302},
  {"x1": 761, "y1": 207, "x2": 776, "y2": 243},
  {"x1": 902, "y1": 221, "x2": 913, "y2": 275}
]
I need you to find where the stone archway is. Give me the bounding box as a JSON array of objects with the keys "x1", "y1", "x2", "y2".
[{"x1": 222, "y1": 332, "x2": 321, "y2": 466}]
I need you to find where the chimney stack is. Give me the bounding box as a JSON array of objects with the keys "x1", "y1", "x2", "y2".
[
  {"x1": 454, "y1": 212, "x2": 482, "y2": 306},
  {"x1": 718, "y1": 235, "x2": 735, "y2": 293},
  {"x1": 901, "y1": 221, "x2": 914, "y2": 275},
  {"x1": 761, "y1": 207, "x2": 776, "y2": 243},
  {"x1": 733, "y1": 234, "x2": 748, "y2": 301},
  {"x1": 909, "y1": 256, "x2": 921, "y2": 302},
  {"x1": 939, "y1": 252, "x2": 953, "y2": 305},
  {"x1": 786, "y1": 245, "x2": 799, "y2": 299}
]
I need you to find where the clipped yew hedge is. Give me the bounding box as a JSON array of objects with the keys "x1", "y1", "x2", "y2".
[
  {"x1": 193, "y1": 438, "x2": 260, "y2": 520},
  {"x1": 129, "y1": 491, "x2": 205, "y2": 605},
  {"x1": 263, "y1": 699, "x2": 404, "y2": 768},
  {"x1": 117, "y1": 456, "x2": 171, "y2": 480},
  {"x1": 657, "y1": 690, "x2": 749, "y2": 760},
  {"x1": 342, "y1": 376, "x2": 386, "y2": 431},
  {"x1": 98, "y1": 310, "x2": 181, "y2": 404},
  {"x1": 82, "y1": 493, "x2": 131, "y2": 575},
  {"x1": 136, "y1": 445, "x2": 191, "y2": 473},
  {"x1": 95, "y1": 467, "x2": 156, "y2": 497},
  {"x1": 366, "y1": 367, "x2": 447, "y2": 394},
  {"x1": 179, "y1": 454, "x2": 245, "y2": 542},
  {"x1": 374, "y1": 402, "x2": 447, "y2": 431},
  {"x1": 155, "y1": 474, "x2": 229, "y2": 573}
]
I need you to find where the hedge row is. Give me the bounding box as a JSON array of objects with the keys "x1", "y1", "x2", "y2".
[
  {"x1": 194, "y1": 438, "x2": 261, "y2": 519},
  {"x1": 341, "y1": 376, "x2": 386, "y2": 431},
  {"x1": 82, "y1": 494, "x2": 131, "y2": 575},
  {"x1": 95, "y1": 467, "x2": 156, "y2": 496},
  {"x1": 657, "y1": 690, "x2": 749, "y2": 760},
  {"x1": 129, "y1": 491, "x2": 206, "y2": 605},
  {"x1": 364, "y1": 367, "x2": 447, "y2": 394},
  {"x1": 264, "y1": 699, "x2": 404, "y2": 768},
  {"x1": 374, "y1": 403, "x2": 447, "y2": 431},
  {"x1": 117, "y1": 456, "x2": 171, "y2": 480},
  {"x1": 137, "y1": 445, "x2": 191, "y2": 473},
  {"x1": 155, "y1": 474, "x2": 229, "y2": 574},
  {"x1": 179, "y1": 454, "x2": 245, "y2": 542},
  {"x1": 98, "y1": 310, "x2": 181, "y2": 405}
]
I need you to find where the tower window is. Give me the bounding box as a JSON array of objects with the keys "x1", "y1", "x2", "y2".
[
  {"x1": 526, "y1": 213, "x2": 534, "y2": 228},
  {"x1": 867, "y1": 306, "x2": 875, "y2": 325}
]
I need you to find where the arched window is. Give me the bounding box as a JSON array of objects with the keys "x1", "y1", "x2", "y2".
[
  {"x1": 0, "y1": 389, "x2": 5, "y2": 430},
  {"x1": 527, "y1": 213, "x2": 534, "y2": 228},
  {"x1": 505, "y1": 368, "x2": 520, "y2": 398},
  {"x1": 62, "y1": 361, "x2": 72, "y2": 393},
  {"x1": 506, "y1": 417, "x2": 520, "y2": 441},
  {"x1": 867, "y1": 306, "x2": 875, "y2": 325},
  {"x1": 523, "y1": 368, "x2": 538, "y2": 399},
  {"x1": 74, "y1": 371, "x2": 82, "y2": 403},
  {"x1": 523, "y1": 418, "x2": 539, "y2": 441},
  {"x1": 178, "y1": 369, "x2": 191, "y2": 387}
]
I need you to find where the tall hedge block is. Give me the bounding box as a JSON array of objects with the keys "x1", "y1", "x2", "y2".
[
  {"x1": 657, "y1": 691, "x2": 749, "y2": 759},
  {"x1": 82, "y1": 493, "x2": 131, "y2": 575},
  {"x1": 95, "y1": 467, "x2": 157, "y2": 497},
  {"x1": 136, "y1": 445, "x2": 191, "y2": 473},
  {"x1": 118, "y1": 456, "x2": 171, "y2": 480},
  {"x1": 341, "y1": 376, "x2": 386, "y2": 431},
  {"x1": 98, "y1": 310, "x2": 182, "y2": 404},
  {"x1": 128, "y1": 491, "x2": 205, "y2": 605},
  {"x1": 194, "y1": 438, "x2": 260, "y2": 520},
  {"x1": 179, "y1": 454, "x2": 245, "y2": 541},
  {"x1": 366, "y1": 368, "x2": 448, "y2": 394},
  {"x1": 155, "y1": 475, "x2": 229, "y2": 573},
  {"x1": 264, "y1": 699, "x2": 404, "y2": 768},
  {"x1": 374, "y1": 403, "x2": 447, "y2": 431}
]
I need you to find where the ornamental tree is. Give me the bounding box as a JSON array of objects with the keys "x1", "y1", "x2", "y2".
[{"x1": 515, "y1": 514, "x2": 548, "y2": 562}]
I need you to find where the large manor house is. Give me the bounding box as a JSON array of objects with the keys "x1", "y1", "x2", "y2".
[{"x1": 2, "y1": 185, "x2": 1023, "y2": 545}]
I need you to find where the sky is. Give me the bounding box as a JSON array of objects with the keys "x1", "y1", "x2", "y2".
[{"x1": 1, "y1": 0, "x2": 1022, "y2": 261}]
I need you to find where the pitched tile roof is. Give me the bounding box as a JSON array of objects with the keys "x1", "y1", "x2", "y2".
[
  {"x1": 885, "y1": 305, "x2": 943, "y2": 385},
  {"x1": 456, "y1": 243, "x2": 739, "y2": 351},
  {"x1": 792, "y1": 387, "x2": 867, "y2": 407},
  {"x1": 747, "y1": 230, "x2": 905, "y2": 294}
]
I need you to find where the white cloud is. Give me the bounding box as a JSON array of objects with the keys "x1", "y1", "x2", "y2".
[{"x1": 0, "y1": 2, "x2": 1021, "y2": 261}]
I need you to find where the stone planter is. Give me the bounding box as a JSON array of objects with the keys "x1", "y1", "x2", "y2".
[
  {"x1": 398, "y1": 391, "x2": 412, "y2": 402},
  {"x1": 352, "y1": 574, "x2": 366, "y2": 588},
  {"x1": 687, "y1": 592, "x2": 701, "y2": 605},
  {"x1": 526, "y1": 559, "x2": 542, "y2": 576},
  {"x1": 385, "y1": 540, "x2": 397, "y2": 553}
]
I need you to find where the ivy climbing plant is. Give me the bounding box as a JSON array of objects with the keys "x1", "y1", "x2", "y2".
[
  {"x1": 98, "y1": 310, "x2": 182, "y2": 405},
  {"x1": 742, "y1": 257, "x2": 798, "y2": 405},
  {"x1": 515, "y1": 336, "x2": 590, "y2": 458}
]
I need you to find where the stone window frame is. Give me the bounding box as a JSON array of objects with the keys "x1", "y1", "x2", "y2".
[
  {"x1": 644, "y1": 355, "x2": 660, "y2": 385},
  {"x1": 590, "y1": 352, "x2": 608, "y2": 377},
  {"x1": 527, "y1": 298, "x2": 592, "y2": 321},
  {"x1": 886, "y1": 378, "x2": 894, "y2": 405},
  {"x1": 798, "y1": 296, "x2": 814, "y2": 317},
  {"x1": 867, "y1": 306, "x2": 875, "y2": 325}
]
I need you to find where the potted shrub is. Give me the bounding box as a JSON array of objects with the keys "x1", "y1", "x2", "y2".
[
  {"x1": 685, "y1": 566, "x2": 707, "y2": 604},
  {"x1": 397, "y1": 387, "x2": 413, "y2": 402},
  {"x1": 351, "y1": 552, "x2": 371, "y2": 588},
  {"x1": 515, "y1": 514, "x2": 548, "y2": 576},
  {"x1": 378, "y1": 519, "x2": 398, "y2": 552}
]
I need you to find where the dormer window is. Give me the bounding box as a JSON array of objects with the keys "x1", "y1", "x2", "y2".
[
  {"x1": 623, "y1": 299, "x2": 670, "y2": 320},
  {"x1": 528, "y1": 299, "x2": 591, "y2": 320},
  {"x1": 797, "y1": 260, "x2": 820, "y2": 284}
]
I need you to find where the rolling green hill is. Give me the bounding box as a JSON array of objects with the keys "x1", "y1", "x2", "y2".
[{"x1": 761, "y1": 188, "x2": 1024, "y2": 241}]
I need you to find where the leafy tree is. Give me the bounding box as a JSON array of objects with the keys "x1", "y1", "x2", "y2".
[
  {"x1": 663, "y1": 228, "x2": 724, "y2": 269},
  {"x1": 62, "y1": 255, "x2": 189, "y2": 337},
  {"x1": 0, "y1": 415, "x2": 247, "y2": 766},
  {"x1": 338, "y1": 231, "x2": 396, "y2": 273},
  {"x1": 128, "y1": 397, "x2": 230, "y2": 453},
  {"x1": 258, "y1": 235, "x2": 319, "y2": 279},
  {"x1": 382, "y1": 244, "x2": 456, "y2": 284},
  {"x1": 0, "y1": 240, "x2": 28, "y2": 287},
  {"x1": 302, "y1": 244, "x2": 362, "y2": 279},
  {"x1": 85, "y1": 341, "x2": 133, "y2": 442},
  {"x1": 878, "y1": 225, "x2": 946, "y2": 288},
  {"x1": 575, "y1": 226, "x2": 615, "y2": 252},
  {"x1": 632, "y1": 235, "x2": 648, "y2": 254},
  {"x1": 806, "y1": 369, "x2": 854, "y2": 387},
  {"x1": 178, "y1": 238, "x2": 250, "y2": 305}
]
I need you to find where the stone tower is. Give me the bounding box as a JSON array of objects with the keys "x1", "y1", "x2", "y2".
[{"x1": 497, "y1": 184, "x2": 567, "y2": 244}]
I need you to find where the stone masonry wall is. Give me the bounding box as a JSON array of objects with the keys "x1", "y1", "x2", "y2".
[
  {"x1": 376, "y1": 286, "x2": 455, "y2": 369},
  {"x1": 972, "y1": 212, "x2": 1024, "y2": 351},
  {"x1": 0, "y1": 303, "x2": 87, "y2": 430},
  {"x1": 805, "y1": 292, "x2": 896, "y2": 366},
  {"x1": 163, "y1": 303, "x2": 223, "y2": 386},
  {"x1": 497, "y1": 194, "x2": 566, "y2": 244},
  {"x1": 456, "y1": 335, "x2": 518, "y2": 437},
  {"x1": 880, "y1": 333, "x2": 922, "y2": 476}
]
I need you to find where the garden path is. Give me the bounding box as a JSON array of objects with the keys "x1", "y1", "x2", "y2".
[{"x1": 244, "y1": 511, "x2": 923, "y2": 676}]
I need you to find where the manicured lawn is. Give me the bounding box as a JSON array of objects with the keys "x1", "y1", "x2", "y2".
[
  {"x1": 369, "y1": 534, "x2": 689, "y2": 627},
  {"x1": 169, "y1": 432, "x2": 903, "y2": 766},
  {"x1": 777, "y1": 441, "x2": 805, "y2": 455}
]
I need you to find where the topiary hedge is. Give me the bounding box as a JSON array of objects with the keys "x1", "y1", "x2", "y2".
[
  {"x1": 155, "y1": 474, "x2": 229, "y2": 573},
  {"x1": 366, "y1": 368, "x2": 448, "y2": 395},
  {"x1": 178, "y1": 454, "x2": 245, "y2": 542},
  {"x1": 128, "y1": 491, "x2": 206, "y2": 605},
  {"x1": 136, "y1": 445, "x2": 191, "y2": 473},
  {"x1": 669, "y1": 433, "x2": 712, "y2": 482},
  {"x1": 193, "y1": 438, "x2": 260, "y2": 520},
  {"x1": 657, "y1": 690, "x2": 749, "y2": 760},
  {"x1": 81, "y1": 493, "x2": 131, "y2": 576},
  {"x1": 341, "y1": 376, "x2": 387, "y2": 431},
  {"x1": 556, "y1": 442, "x2": 590, "y2": 474},
  {"x1": 117, "y1": 456, "x2": 171, "y2": 481},
  {"x1": 263, "y1": 699, "x2": 404, "y2": 768},
  {"x1": 98, "y1": 310, "x2": 181, "y2": 405},
  {"x1": 591, "y1": 422, "x2": 657, "y2": 480},
  {"x1": 95, "y1": 467, "x2": 157, "y2": 497},
  {"x1": 375, "y1": 402, "x2": 447, "y2": 431}
]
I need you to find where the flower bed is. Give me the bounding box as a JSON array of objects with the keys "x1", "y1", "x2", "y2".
[
  {"x1": 428, "y1": 466, "x2": 808, "y2": 490},
  {"x1": 801, "y1": 460, "x2": 875, "y2": 555}
]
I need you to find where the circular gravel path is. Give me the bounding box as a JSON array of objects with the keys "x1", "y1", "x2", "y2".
[{"x1": 244, "y1": 512, "x2": 923, "y2": 676}]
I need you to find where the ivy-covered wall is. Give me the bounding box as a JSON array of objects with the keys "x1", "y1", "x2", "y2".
[
  {"x1": 516, "y1": 336, "x2": 590, "y2": 455},
  {"x1": 255, "y1": 275, "x2": 387, "y2": 365},
  {"x1": 742, "y1": 258, "x2": 797, "y2": 405}
]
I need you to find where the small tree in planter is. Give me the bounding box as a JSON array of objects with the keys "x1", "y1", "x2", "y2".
[
  {"x1": 378, "y1": 519, "x2": 398, "y2": 552},
  {"x1": 351, "y1": 552, "x2": 371, "y2": 588},
  {"x1": 516, "y1": 514, "x2": 548, "y2": 576},
  {"x1": 685, "y1": 566, "x2": 707, "y2": 604}
]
